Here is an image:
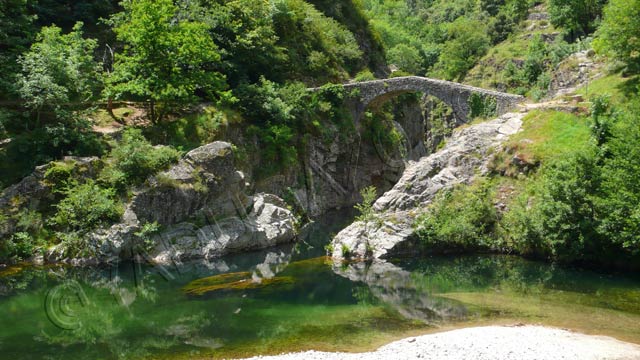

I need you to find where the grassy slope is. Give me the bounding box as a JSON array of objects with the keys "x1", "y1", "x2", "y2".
[{"x1": 464, "y1": 2, "x2": 560, "y2": 93}]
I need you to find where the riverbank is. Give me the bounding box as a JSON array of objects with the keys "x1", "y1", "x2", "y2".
[{"x1": 239, "y1": 325, "x2": 640, "y2": 360}]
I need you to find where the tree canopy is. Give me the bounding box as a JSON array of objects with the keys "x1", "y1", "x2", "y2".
[
  {"x1": 105, "y1": 0, "x2": 227, "y2": 123},
  {"x1": 594, "y1": 0, "x2": 640, "y2": 74}
]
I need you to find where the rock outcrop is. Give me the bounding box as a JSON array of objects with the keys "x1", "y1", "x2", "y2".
[
  {"x1": 86, "y1": 142, "x2": 298, "y2": 264},
  {"x1": 0, "y1": 156, "x2": 102, "y2": 240},
  {"x1": 331, "y1": 112, "x2": 525, "y2": 260}
]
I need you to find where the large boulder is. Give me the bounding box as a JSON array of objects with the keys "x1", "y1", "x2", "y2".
[
  {"x1": 92, "y1": 142, "x2": 298, "y2": 264},
  {"x1": 331, "y1": 112, "x2": 525, "y2": 260}
]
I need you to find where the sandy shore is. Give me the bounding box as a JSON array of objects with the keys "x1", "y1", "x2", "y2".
[{"x1": 239, "y1": 325, "x2": 640, "y2": 360}]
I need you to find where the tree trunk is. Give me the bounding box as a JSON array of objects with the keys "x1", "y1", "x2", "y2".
[
  {"x1": 107, "y1": 98, "x2": 123, "y2": 124},
  {"x1": 149, "y1": 100, "x2": 157, "y2": 124}
]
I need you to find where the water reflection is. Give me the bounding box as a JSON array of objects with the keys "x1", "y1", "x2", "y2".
[
  {"x1": 333, "y1": 260, "x2": 468, "y2": 323},
  {"x1": 0, "y1": 210, "x2": 640, "y2": 359}
]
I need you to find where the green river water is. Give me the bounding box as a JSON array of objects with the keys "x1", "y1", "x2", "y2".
[{"x1": 1, "y1": 210, "x2": 639, "y2": 359}]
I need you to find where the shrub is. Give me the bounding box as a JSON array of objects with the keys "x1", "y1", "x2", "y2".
[
  {"x1": 355, "y1": 186, "x2": 378, "y2": 223},
  {"x1": 43, "y1": 161, "x2": 76, "y2": 192},
  {"x1": 101, "y1": 128, "x2": 181, "y2": 187},
  {"x1": 468, "y1": 93, "x2": 497, "y2": 119},
  {"x1": 354, "y1": 69, "x2": 376, "y2": 82},
  {"x1": 415, "y1": 181, "x2": 498, "y2": 251},
  {"x1": 52, "y1": 180, "x2": 122, "y2": 232},
  {"x1": 3, "y1": 232, "x2": 37, "y2": 260}
]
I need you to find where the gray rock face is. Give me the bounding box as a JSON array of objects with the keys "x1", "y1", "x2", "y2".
[
  {"x1": 0, "y1": 156, "x2": 102, "y2": 239},
  {"x1": 91, "y1": 142, "x2": 298, "y2": 264},
  {"x1": 131, "y1": 142, "x2": 249, "y2": 225},
  {"x1": 331, "y1": 112, "x2": 525, "y2": 260},
  {"x1": 148, "y1": 193, "x2": 296, "y2": 264}
]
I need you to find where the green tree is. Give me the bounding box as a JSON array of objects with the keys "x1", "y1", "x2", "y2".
[
  {"x1": 17, "y1": 23, "x2": 100, "y2": 127},
  {"x1": 387, "y1": 44, "x2": 423, "y2": 75},
  {"x1": 594, "y1": 0, "x2": 640, "y2": 74},
  {"x1": 105, "y1": 0, "x2": 227, "y2": 123},
  {"x1": 436, "y1": 18, "x2": 490, "y2": 80},
  {"x1": 355, "y1": 186, "x2": 378, "y2": 223},
  {"x1": 177, "y1": 0, "x2": 285, "y2": 86},
  {"x1": 0, "y1": 0, "x2": 36, "y2": 98},
  {"x1": 598, "y1": 101, "x2": 640, "y2": 255},
  {"x1": 548, "y1": 0, "x2": 606, "y2": 38}
]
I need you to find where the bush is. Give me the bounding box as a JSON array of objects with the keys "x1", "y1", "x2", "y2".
[
  {"x1": 44, "y1": 161, "x2": 77, "y2": 192},
  {"x1": 100, "y1": 128, "x2": 181, "y2": 187},
  {"x1": 468, "y1": 93, "x2": 497, "y2": 119},
  {"x1": 2, "y1": 232, "x2": 38, "y2": 260},
  {"x1": 355, "y1": 186, "x2": 377, "y2": 223},
  {"x1": 594, "y1": 0, "x2": 640, "y2": 74},
  {"x1": 415, "y1": 181, "x2": 499, "y2": 251},
  {"x1": 354, "y1": 70, "x2": 376, "y2": 82},
  {"x1": 52, "y1": 180, "x2": 122, "y2": 232}
]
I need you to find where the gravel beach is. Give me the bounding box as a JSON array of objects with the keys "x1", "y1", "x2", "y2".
[{"x1": 239, "y1": 325, "x2": 640, "y2": 360}]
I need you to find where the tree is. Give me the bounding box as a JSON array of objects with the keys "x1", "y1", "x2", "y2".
[
  {"x1": 387, "y1": 44, "x2": 423, "y2": 75},
  {"x1": 105, "y1": 0, "x2": 227, "y2": 123},
  {"x1": 0, "y1": 0, "x2": 36, "y2": 98},
  {"x1": 436, "y1": 18, "x2": 490, "y2": 81},
  {"x1": 594, "y1": 0, "x2": 640, "y2": 74},
  {"x1": 548, "y1": 0, "x2": 606, "y2": 39},
  {"x1": 17, "y1": 22, "x2": 100, "y2": 127}
]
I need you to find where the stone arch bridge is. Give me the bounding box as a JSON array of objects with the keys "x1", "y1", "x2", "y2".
[{"x1": 312, "y1": 76, "x2": 524, "y2": 123}]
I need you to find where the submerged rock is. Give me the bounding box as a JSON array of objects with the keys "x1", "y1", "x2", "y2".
[{"x1": 331, "y1": 112, "x2": 525, "y2": 260}]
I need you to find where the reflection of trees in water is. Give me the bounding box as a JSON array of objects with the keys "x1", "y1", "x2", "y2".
[
  {"x1": 334, "y1": 256, "x2": 570, "y2": 324},
  {"x1": 8, "y1": 244, "x2": 304, "y2": 359}
]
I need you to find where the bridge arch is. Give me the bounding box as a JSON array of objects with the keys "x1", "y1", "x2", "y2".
[{"x1": 339, "y1": 76, "x2": 524, "y2": 123}]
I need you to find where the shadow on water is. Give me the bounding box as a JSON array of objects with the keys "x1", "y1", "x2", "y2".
[{"x1": 1, "y1": 209, "x2": 640, "y2": 359}]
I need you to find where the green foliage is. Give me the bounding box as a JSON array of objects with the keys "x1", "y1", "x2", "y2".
[
  {"x1": 0, "y1": 115, "x2": 106, "y2": 187},
  {"x1": 105, "y1": 0, "x2": 227, "y2": 123},
  {"x1": 501, "y1": 36, "x2": 575, "y2": 98},
  {"x1": 354, "y1": 70, "x2": 376, "y2": 82},
  {"x1": 52, "y1": 180, "x2": 122, "y2": 232},
  {"x1": 548, "y1": 0, "x2": 607, "y2": 39},
  {"x1": 436, "y1": 18, "x2": 491, "y2": 80},
  {"x1": 248, "y1": 124, "x2": 298, "y2": 175},
  {"x1": 468, "y1": 93, "x2": 497, "y2": 119},
  {"x1": 17, "y1": 23, "x2": 100, "y2": 126},
  {"x1": 0, "y1": 0, "x2": 36, "y2": 96},
  {"x1": 415, "y1": 180, "x2": 499, "y2": 251},
  {"x1": 594, "y1": 0, "x2": 640, "y2": 74},
  {"x1": 43, "y1": 160, "x2": 77, "y2": 192},
  {"x1": 100, "y1": 128, "x2": 181, "y2": 188},
  {"x1": 2, "y1": 232, "x2": 38, "y2": 261},
  {"x1": 270, "y1": 0, "x2": 363, "y2": 83},
  {"x1": 341, "y1": 244, "x2": 352, "y2": 259},
  {"x1": 354, "y1": 186, "x2": 377, "y2": 223},
  {"x1": 387, "y1": 44, "x2": 423, "y2": 75},
  {"x1": 144, "y1": 106, "x2": 230, "y2": 152},
  {"x1": 598, "y1": 100, "x2": 640, "y2": 255},
  {"x1": 134, "y1": 222, "x2": 160, "y2": 252},
  {"x1": 178, "y1": 0, "x2": 285, "y2": 86}
]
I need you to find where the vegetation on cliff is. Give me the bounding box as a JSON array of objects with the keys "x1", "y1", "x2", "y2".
[{"x1": 1, "y1": 0, "x2": 639, "y2": 270}]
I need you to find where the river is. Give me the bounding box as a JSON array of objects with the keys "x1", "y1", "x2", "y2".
[{"x1": 1, "y1": 210, "x2": 639, "y2": 359}]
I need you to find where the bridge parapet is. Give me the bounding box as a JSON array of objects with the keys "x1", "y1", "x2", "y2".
[{"x1": 311, "y1": 76, "x2": 524, "y2": 122}]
